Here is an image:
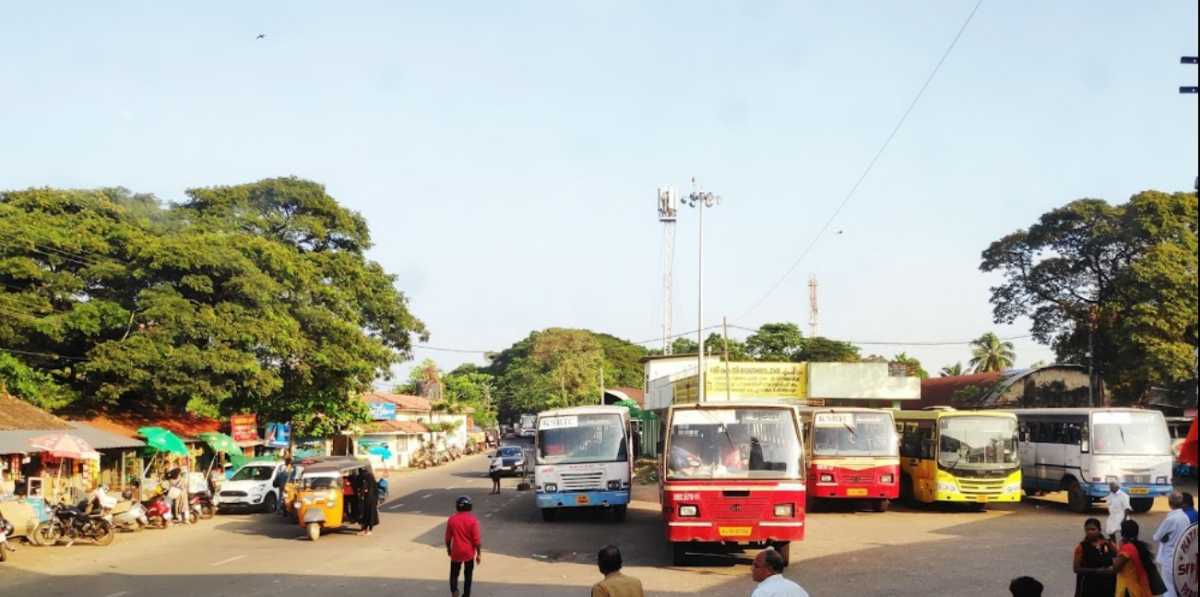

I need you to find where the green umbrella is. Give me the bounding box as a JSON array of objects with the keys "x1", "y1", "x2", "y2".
[
  {"x1": 197, "y1": 432, "x2": 244, "y2": 457},
  {"x1": 138, "y1": 426, "x2": 189, "y2": 456}
]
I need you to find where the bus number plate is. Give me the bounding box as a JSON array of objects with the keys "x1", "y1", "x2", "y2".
[
  {"x1": 976, "y1": 495, "x2": 988, "y2": 503},
  {"x1": 575, "y1": 494, "x2": 590, "y2": 505},
  {"x1": 1129, "y1": 487, "x2": 1149, "y2": 495},
  {"x1": 719, "y1": 527, "x2": 752, "y2": 538},
  {"x1": 846, "y1": 488, "x2": 868, "y2": 497}
]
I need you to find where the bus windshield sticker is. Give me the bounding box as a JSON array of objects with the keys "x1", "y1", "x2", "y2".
[
  {"x1": 1093, "y1": 412, "x2": 1133, "y2": 424},
  {"x1": 815, "y1": 413, "x2": 856, "y2": 428},
  {"x1": 673, "y1": 409, "x2": 738, "y2": 426},
  {"x1": 856, "y1": 414, "x2": 887, "y2": 424},
  {"x1": 539, "y1": 415, "x2": 579, "y2": 430}
]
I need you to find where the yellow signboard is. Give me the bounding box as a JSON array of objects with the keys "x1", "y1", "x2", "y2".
[{"x1": 670, "y1": 362, "x2": 808, "y2": 402}]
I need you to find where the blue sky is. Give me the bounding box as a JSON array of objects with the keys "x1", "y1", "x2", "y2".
[{"x1": 2, "y1": 2, "x2": 1196, "y2": 380}]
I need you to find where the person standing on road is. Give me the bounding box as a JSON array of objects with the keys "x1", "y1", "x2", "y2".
[
  {"x1": 1105, "y1": 481, "x2": 1132, "y2": 540},
  {"x1": 445, "y1": 495, "x2": 482, "y2": 597},
  {"x1": 358, "y1": 468, "x2": 380, "y2": 536},
  {"x1": 1072, "y1": 517, "x2": 1116, "y2": 597},
  {"x1": 590, "y1": 545, "x2": 644, "y2": 597},
  {"x1": 750, "y1": 548, "x2": 809, "y2": 597},
  {"x1": 1111, "y1": 519, "x2": 1158, "y2": 597},
  {"x1": 488, "y1": 454, "x2": 502, "y2": 495},
  {"x1": 1152, "y1": 492, "x2": 1189, "y2": 597}
]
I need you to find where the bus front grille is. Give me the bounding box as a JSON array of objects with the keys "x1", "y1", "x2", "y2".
[
  {"x1": 957, "y1": 478, "x2": 1005, "y2": 495},
  {"x1": 560, "y1": 471, "x2": 605, "y2": 491},
  {"x1": 1123, "y1": 474, "x2": 1150, "y2": 484}
]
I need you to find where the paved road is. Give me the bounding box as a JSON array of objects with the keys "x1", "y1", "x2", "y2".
[{"x1": 2, "y1": 447, "x2": 1188, "y2": 596}]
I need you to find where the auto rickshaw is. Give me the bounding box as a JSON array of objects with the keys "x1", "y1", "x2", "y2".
[
  {"x1": 292, "y1": 457, "x2": 371, "y2": 541},
  {"x1": 280, "y1": 462, "x2": 307, "y2": 520}
]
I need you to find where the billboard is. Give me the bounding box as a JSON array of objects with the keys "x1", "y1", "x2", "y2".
[
  {"x1": 672, "y1": 362, "x2": 809, "y2": 403},
  {"x1": 264, "y1": 422, "x2": 291, "y2": 448},
  {"x1": 808, "y1": 362, "x2": 920, "y2": 400},
  {"x1": 230, "y1": 414, "x2": 259, "y2": 442},
  {"x1": 369, "y1": 402, "x2": 397, "y2": 421}
]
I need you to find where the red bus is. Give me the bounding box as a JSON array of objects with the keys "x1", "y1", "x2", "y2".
[
  {"x1": 799, "y1": 407, "x2": 899, "y2": 512},
  {"x1": 660, "y1": 402, "x2": 806, "y2": 566}
]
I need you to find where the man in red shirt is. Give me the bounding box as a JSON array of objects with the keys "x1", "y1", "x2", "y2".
[{"x1": 444, "y1": 496, "x2": 482, "y2": 597}]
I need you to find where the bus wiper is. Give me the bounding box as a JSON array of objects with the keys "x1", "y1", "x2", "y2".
[{"x1": 1118, "y1": 427, "x2": 1126, "y2": 447}]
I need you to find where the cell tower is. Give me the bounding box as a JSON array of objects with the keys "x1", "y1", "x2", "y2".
[
  {"x1": 657, "y1": 187, "x2": 679, "y2": 354},
  {"x1": 808, "y1": 274, "x2": 818, "y2": 338}
]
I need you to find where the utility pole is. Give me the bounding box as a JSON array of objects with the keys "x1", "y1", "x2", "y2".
[
  {"x1": 1088, "y1": 306, "x2": 1099, "y2": 407},
  {"x1": 808, "y1": 274, "x2": 819, "y2": 338},
  {"x1": 1183, "y1": 56, "x2": 1198, "y2": 192},
  {"x1": 657, "y1": 188, "x2": 679, "y2": 354},
  {"x1": 722, "y1": 316, "x2": 732, "y2": 401},
  {"x1": 684, "y1": 180, "x2": 720, "y2": 403}
]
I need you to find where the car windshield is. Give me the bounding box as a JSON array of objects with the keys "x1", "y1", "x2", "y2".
[
  {"x1": 537, "y1": 413, "x2": 627, "y2": 465},
  {"x1": 498, "y1": 447, "x2": 523, "y2": 458},
  {"x1": 812, "y1": 412, "x2": 898, "y2": 457},
  {"x1": 1092, "y1": 411, "x2": 1171, "y2": 455},
  {"x1": 231, "y1": 466, "x2": 274, "y2": 481},
  {"x1": 299, "y1": 475, "x2": 338, "y2": 490},
  {"x1": 668, "y1": 407, "x2": 802, "y2": 479},
  {"x1": 938, "y1": 416, "x2": 1018, "y2": 470}
]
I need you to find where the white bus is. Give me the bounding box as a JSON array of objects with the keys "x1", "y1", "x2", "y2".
[
  {"x1": 519, "y1": 414, "x2": 538, "y2": 439},
  {"x1": 1009, "y1": 408, "x2": 1174, "y2": 513},
  {"x1": 533, "y1": 405, "x2": 632, "y2": 522}
]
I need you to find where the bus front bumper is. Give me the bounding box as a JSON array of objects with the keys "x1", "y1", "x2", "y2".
[
  {"x1": 536, "y1": 490, "x2": 630, "y2": 509},
  {"x1": 1084, "y1": 483, "x2": 1173, "y2": 499}
]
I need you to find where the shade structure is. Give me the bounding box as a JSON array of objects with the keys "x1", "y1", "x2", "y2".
[
  {"x1": 137, "y1": 426, "x2": 189, "y2": 455},
  {"x1": 28, "y1": 432, "x2": 101, "y2": 460},
  {"x1": 197, "y1": 432, "x2": 244, "y2": 457}
]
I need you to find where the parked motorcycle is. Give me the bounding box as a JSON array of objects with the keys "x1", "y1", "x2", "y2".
[
  {"x1": 33, "y1": 500, "x2": 114, "y2": 547},
  {"x1": 190, "y1": 491, "x2": 215, "y2": 521},
  {"x1": 143, "y1": 493, "x2": 172, "y2": 529},
  {"x1": 110, "y1": 489, "x2": 149, "y2": 532}
]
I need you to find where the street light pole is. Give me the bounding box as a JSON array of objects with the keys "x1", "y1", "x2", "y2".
[{"x1": 685, "y1": 181, "x2": 720, "y2": 403}]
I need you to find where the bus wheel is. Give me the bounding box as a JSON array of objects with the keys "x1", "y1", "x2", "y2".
[
  {"x1": 611, "y1": 505, "x2": 627, "y2": 523},
  {"x1": 306, "y1": 522, "x2": 320, "y2": 541},
  {"x1": 872, "y1": 499, "x2": 889, "y2": 513},
  {"x1": 772, "y1": 542, "x2": 791, "y2": 567},
  {"x1": 671, "y1": 542, "x2": 689, "y2": 566},
  {"x1": 541, "y1": 508, "x2": 557, "y2": 522},
  {"x1": 1066, "y1": 480, "x2": 1089, "y2": 514},
  {"x1": 1130, "y1": 497, "x2": 1154, "y2": 513}
]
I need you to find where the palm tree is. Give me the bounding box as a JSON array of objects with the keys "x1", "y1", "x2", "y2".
[
  {"x1": 969, "y1": 333, "x2": 1016, "y2": 373},
  {"x1": 939, "y1": 362, "x2": 965, "y2": 377}
]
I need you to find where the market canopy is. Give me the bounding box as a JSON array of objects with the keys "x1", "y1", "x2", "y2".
[
  {"x1": 197, "y1": 432, "x2": 243, "y2": 457},
  {"x1": 28, "y1": 432, "x2": 100, "y2": 460},
  {"x1": 615, "y1": 399, "x2": 656, "y2": 423},
  {"x1": 138, "y1": 426, "x2": 189, "y2": 455}
]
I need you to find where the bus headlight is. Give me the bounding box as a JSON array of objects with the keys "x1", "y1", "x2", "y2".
[
  {"x1": 819, "y1": 473, "x2": 834, "y2": 483},
  {"x1": 678, "y1": 505, "x2": 698, "y2": 517},
  {"x1": 880, "y1": 474, "x2": 895, "y2": 484},
  {"x1": 544, "y1": 483, "x2": 557, "y2": 493},
  {"x1": 1155, "y1": 476, "x2": 1168, "y2": 485},
  {"x1": 773, "y1": 503, "x2": 794, "y2": 518},
  {"x1": 607, "y1": 480, "x2": 621, "y2": 491},
  {"x1": 1004, "y1": 484, "x2": 1021, "y2": 494},
  {"x1": 937, "y1": 482, "x2": 957, "y2": 493}
]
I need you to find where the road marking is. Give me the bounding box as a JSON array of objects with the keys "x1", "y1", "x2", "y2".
[
  {"x1": 484, "y1": 512, "x2": 494, "y2": 518},
  {"x1": 421, "y1": 493, "x2": 433, "y2": 499},
  {"x1": 103, "y1": 592, "x2": 129, "y2": 597},
  {"x1": 387, "y1": 503, "x2": 405, "y2": 511},
  {"x1": 210, "y1": 554, "x2": 246, "y2": 566}
]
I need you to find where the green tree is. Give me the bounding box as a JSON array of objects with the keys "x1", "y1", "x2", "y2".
[
  {"x1": 0, "y1": 352, "x2": 76, "y2": 410},
  {"x1": 968, "y1": 332, "x2": 1016, "y2": 373},
  {"x1": 981, "y1": 190, "x2": 1197, "y2": 401},
  {"x1": 939, "y1": 362, "x2": 966, "y2": 377},
  {"x1": 745, "y1": 323, "x2": 805, "y2": 361},
  {"x1": 795, "y1": 337, "x2": 861, "y2": 362},
  {"x1": 705, "y1": 332, "x2": 749, "y2": 361},
  {"x1": 669, "y1": 337, "x2": 698, "y2": 355},
  {"x1": 891, "y1": 352, "x2": 929, "y2": 379}
]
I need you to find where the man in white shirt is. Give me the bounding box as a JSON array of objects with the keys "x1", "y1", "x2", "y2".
[
  {"x1": 1152, "y1": 492, "x2": 1190, "y2": 597},
  {"x1": 1105, "y1": 481, "x2": 1131, "y2": 539},
  {"x1": 750, "y1": 547, "x2": 809, "y2": 597}
]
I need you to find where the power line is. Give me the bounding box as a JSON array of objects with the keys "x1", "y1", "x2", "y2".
[{"x1": 739, "y1": 0, "x2": 986, "y2": 320}]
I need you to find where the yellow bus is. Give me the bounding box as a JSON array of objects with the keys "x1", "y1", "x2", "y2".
[{"x1": 893, "y1": 408, "x2": 1021, "y2": 508}]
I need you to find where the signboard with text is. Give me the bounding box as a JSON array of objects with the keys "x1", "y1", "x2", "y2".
[
  {"x1": 369, "y1": 402, "x2": 397, "y2": 421},
  {"x1": 673, "y1": 362, "x2": 809, "y2": 402},
  {"x1": 230, "y1": 414, "x2": 259, "y2": 442},
  {"x1": 264, "y1": 422, "x2": 291, "y2": 448}
]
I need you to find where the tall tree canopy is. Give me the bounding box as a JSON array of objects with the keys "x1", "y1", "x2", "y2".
[
  {"x1": 0, "y1": 179, "x2": 427, "y2": 435},
  {"x1": 981, "y1": 190, "x2": 1197, "y2": 400},
  {"x1": 968, "y1": 332, "x2": 1016, "y2": 373}
]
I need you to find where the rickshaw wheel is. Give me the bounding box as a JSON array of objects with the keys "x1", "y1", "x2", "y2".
[{"x1": 306, "y1": 522, "x2": 321, "y2": 541}]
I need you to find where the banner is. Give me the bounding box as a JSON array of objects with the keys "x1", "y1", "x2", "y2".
[
  {"x1": 674, "y1": 362, "x2": 809, "y2": 402},
  {"x1": 369, "y1": 402, "x2": 397, "y2": 421},
  {"x1": 264, "y1": 422, "x2": 291, "y2": 448},
  {"x1": 230, "y1": 414, "x2": 259, "y2": 442}
]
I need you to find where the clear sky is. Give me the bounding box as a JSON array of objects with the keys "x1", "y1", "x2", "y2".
[{"x1": 2, "y1": 2, "x2": 1196, "y2": 381}]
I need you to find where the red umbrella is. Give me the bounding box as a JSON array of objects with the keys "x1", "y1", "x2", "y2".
[{"x1": 29, "y1": 432, "x2": 101, "y2": 460}]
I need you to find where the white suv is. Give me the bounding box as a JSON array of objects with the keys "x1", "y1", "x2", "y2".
[{"x1": 215, "y1": 461, "x2": 287, "y2": 513}]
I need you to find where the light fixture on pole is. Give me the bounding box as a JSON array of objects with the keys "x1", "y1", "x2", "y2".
[{"x1": 683, "y1": 179, "x2": 720, "y2": 402}]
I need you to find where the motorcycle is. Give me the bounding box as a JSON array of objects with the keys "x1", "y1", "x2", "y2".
[
  {"x1": 111, "y1": 489, "x2": 149, "y2": 532},
  {"x1": 33, "y1": 500, "x2": 115, "y2": 547},
  {"x1": 0, "y1": 512, "x2": 15, "y2": 562},
  {"x1": 190, "y1": 491, "x2": 215, "y2": 521}
]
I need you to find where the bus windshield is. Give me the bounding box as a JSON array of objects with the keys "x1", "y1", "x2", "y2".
[
  {"x1": 668, "y1": 407, "x2": 802, "y2": 479},
  {"x1": 938, "y1": 416, "x2": 1017, "y2": 470},
  {"x1": 1092, "y1": 411, "x2": 1171, "y2": 455},
  {"x1": 812, "y1": 412, "x2": 898, "y2": 457},
  {"x1": 537, "y1": 413, "x2": 627, "y2": 465}
]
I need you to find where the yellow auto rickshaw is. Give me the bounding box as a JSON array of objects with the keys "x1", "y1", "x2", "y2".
[
  {"x1": 280, "y1": 462, "x2": 306, "y2": 521},
  {"x1": 292, "y1": 457, "x2": 370, "y2": 541}
]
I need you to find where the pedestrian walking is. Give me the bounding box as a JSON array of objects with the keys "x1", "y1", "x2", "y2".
[
  {"x1": 1105, "y1": 481, "x2": 1132, "y2": 539},
  {"x1": 590, "y1": 545, "x2": 643, "y2": 597},
  {"x1": 358, "y1": 468, "x2": 380, "y2": 536},
  {"x1": 750, "y1": 548, "x2": 809, "y2": 597},
  {"x1": 1008, "y1": 576, "x2": 1043, "y2": 597},
  {"x1": 1072, "y1": 517, "x2": 1116, "y2": 597},
  {"x1": 1110, "y1": 519, "x2": 1166, "y2": 597},
  {"x1": 1151, "y1": 492, "x2": 1190, "y2": 597},
  {"x1": 488, "y1": 454, "x2": 502, "y2": 495},
  {"x1": 445, "y1": 496, "x2": 482, "y2": 597}
]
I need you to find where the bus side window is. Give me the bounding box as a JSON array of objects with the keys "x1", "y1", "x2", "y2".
[
  {"x1": 917, "y1": 421, "x2": 935, "y2": 460},
  {"x1": 1018, "y1": 420, "x2": 1031, "y2": 442}
]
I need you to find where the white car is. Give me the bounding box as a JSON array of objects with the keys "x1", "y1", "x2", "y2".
[{"x1": 215, "y1": 461, "x2": 287, "y2": 513}]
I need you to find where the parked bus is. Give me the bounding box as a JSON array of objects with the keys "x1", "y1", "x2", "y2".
[
  {"x1": 533, "y1": 405, "x2": 632, "y2": 522},
  {"x1": 1008, "y1": 408, "x2": 1174, "y2": 513},
  {"x1": 798, "y1": 407, "x2": 899, "y2": 512},
  {"x1": 893, "y1": 408, "x2": 1021, "y2": 508},
  {"x1": 661, "y1": 402, "x2": 805, "y2": 566}
]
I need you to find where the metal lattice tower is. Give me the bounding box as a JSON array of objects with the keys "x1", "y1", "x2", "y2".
[
  {"x1": 658, "y1": 188, "x2": 679, "y2": 354},
  {"x1": 808, "y1": 274, "x2": 818, "y2": 338}
]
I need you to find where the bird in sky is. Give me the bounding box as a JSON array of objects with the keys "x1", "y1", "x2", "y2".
[
  {"x1": 836, "y1": 230, "x2": 844, "y2": 235},
  {"x1": 256, "y1": 33, "x2": 266, "y2": 39}
]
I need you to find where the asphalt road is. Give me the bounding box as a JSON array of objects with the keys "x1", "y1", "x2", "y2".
[{"x1": 1, "y1": 444, "x2": 1189, "y2": 596}]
